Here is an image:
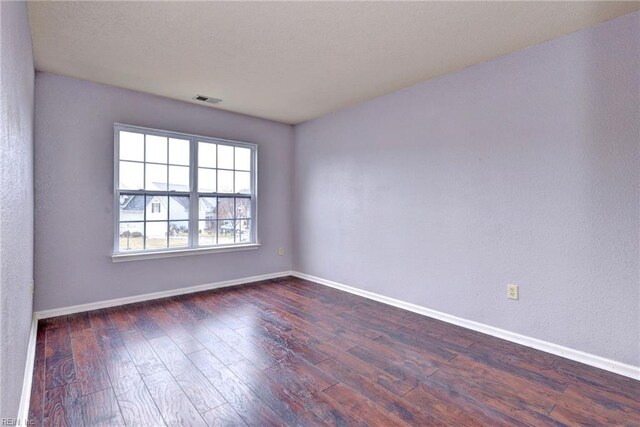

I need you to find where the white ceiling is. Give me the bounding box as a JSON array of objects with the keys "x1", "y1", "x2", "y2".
[{"x1": 28, "y1": 1, "x2": 640, "y2": 124}]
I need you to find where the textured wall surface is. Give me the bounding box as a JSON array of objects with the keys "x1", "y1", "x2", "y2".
[
  {"x1": 35, "y1": 73, "x2": 293, "y2": 311},
  {"x1": 294, "y1": 12, "x2": 640, "y2": 365},
  {"x1": 0, "y1": 1, "x2": 35, "y2": 418}
]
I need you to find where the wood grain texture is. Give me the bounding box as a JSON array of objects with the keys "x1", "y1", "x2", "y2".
[
  {"x1": 70, "y1": 328, "x2": 111, "y2": 395},
  {"x1": 29, "y1": 276, "x2": 640, "y2": 426},
  {"x1": 93, "y1": 326, "x2": 145, "y2": 397},
  {"x1": 43, "y1": 382, "x2": 83, "y2": 427},
  {"x1": 117, "y1": 381, "x2": 165, "y2": 427},
  {"x1": 28, "y1": 325, "x2": 47, "y2": 426},
  {"x1": 175, "y1": 365, "x2": 227, "y2": 413},
  {"x1": 119, "y1": 329, "x2": 167, "y2": 377},
  {"x1": 202, "y1": 403, "x2": 248, "y2": 427},
  {"x1": 146, "y1": 304, "x2": 205, "y2": 354},
  {"x1": 43, "y1": 322, "x2": 76, "y2": 390},
  {"x1": 143, "y1": 370, "x2": 207, "y2": 426},
  {"x1": 188, "y1": 350, "x2": 284, "y2": 426},
  {"x1": 81, "y1": 388, "x2": 125, "y2": 426}
]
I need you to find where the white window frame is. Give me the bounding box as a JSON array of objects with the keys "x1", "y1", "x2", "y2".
[{"x1": 112, "y1": 123, "x2": 259, "y2": 262}]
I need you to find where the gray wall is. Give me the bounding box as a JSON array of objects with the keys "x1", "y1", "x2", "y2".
[
  {"x1": 293, "y1": 12, "x2": 640, "y2": 366},
  {"x1": 0, "y1": 1, "x2": 35, "y2": 418},
  {"x1": 35, "y1": 73, "x2": 293, "y2": 311}
]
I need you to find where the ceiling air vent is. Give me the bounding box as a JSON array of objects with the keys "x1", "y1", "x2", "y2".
[{"x1": 193, "y1": 95, "x2": 222, "y2": 104}]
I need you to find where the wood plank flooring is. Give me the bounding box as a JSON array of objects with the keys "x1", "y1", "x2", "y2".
[{"x1": 28, "y1": 276, "x2": 640, "y2": 426}]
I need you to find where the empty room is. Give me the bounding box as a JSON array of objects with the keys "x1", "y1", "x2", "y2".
[{"x1": 1, "y1": 1, "x2": 639, "y2": 425}]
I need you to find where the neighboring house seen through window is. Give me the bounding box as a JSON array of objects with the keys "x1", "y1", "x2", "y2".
[{"x1": 115, "y1": 124, "x2": 256, "y2": 254}]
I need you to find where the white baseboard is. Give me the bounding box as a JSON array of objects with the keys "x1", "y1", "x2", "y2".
[
  {"x1": 19, "y1": 271, "x2": 292, "y2": 420},
  {"x1": 35, "y1": 270, "x2": 293, "y2": 319},
  {"x1": 291, "y1": 271, "x2": 640, "y2": 380},
  {"x1": 22, "y1": 265, "x2": 638, "y2": 424},
  {"x1": 17, "y1": 315, "x2": 38, "y2": 424}
]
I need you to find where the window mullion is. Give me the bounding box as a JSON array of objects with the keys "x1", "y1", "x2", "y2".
[
  {"x1": 166, "y1": 139, "x2": 170, "y2": 248},
  {"x1": 189, "y1": 137, "x2": 199, "y2": 248},
  {"x1": 251, "y1": 148, "x2": 257, "y2": 244},
  {"x1": 114, "y1": 129, "x2": 120, "y2": 252},
  {"x1": 143, "y1": 134, "x2": 147, "y2": 250}
]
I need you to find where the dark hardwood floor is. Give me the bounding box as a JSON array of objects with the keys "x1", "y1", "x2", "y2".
[{"x1": 29, "y1": 276, "x2": 639, "y2": 426}]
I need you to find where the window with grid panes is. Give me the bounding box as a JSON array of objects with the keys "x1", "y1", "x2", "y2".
[{"x1": 115, "y1": 124, "x2": 256, "y2": 254}]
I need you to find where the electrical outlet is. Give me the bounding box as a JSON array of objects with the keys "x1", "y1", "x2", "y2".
[
  {"x1": 507, "y1": 284, "x2": 519, "y2": 300},
  {"x1": 278, "y1": 247, "x2": 285, "y2": 256}
]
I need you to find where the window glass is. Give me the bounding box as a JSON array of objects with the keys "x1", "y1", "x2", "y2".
[
  {"x1": 119, "y1": 162, "x2": 144, "y2": 190},
  {"x1": 169, "y1": 138, "x2": 189, "y2": 165},
  {"x1": 218, "y1": 145, "x2": 234, "y2": 169},
  {"x1": 116, "y1": 126, "x2": 256, "y2": 254},
  {"x1": 235, "y1": 171, "x2": 250, "y2": 194},
  {"x1": 217, "y1": 170, "x2": 234, "y2": 193},
  {"x1": 198, "y1": 142, "x2": 216, "y2": 168},
  {"x1": 169, "y1": 165, "x2": 189, "y2": 191},
  {"x1": 119, "y1": 222, "x2": 144, "y2": 252},
  {"x1": 146, "y1": 135, "x2": 167, "y2": 164},
  {"x1": 235, "y1": 147, "x2": 251, "y2": 171},
  {"x1": 198, "y1": 168, "x2": 216, "y2": 193},
  {"x1": 120, "y1": 132, "x2": 144, "y2": 161},
  {"x1": 145, "y1": 164, "x2": 167, "y2": 191}
]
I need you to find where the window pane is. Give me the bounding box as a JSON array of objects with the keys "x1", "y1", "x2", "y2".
[
  {"x1": 169, "y1": 165, "x2": 189, "y2": 191},
  {"x1": 218, "y1": 145, "x2": 234, "y2": 169},
  {"x1": 145, "y1": 164, "x2": 167, "y2": 190},
  {"x1": 199, "y1": 220, "x2": 217, "y2": 245},
  {"x1": 198, "y1": 168, "x2": 216, "y2": 193},
  {"x1": 146, "y1": 221, "x2": 168, "y2": 249},
  {"x1": 146, "y1": 135, "x2": 168, "y2": 163},
  {"x1": 119, "y1": 131, "x2": 144, "y2": 161},
  {"x1": 199, "y1": 197, "x2": 217, "y2": 220},
  {"x1": 170, "y1": 196, "x2": 190, "y2": 220},
  {"x1": 235, "y1": 171, "x2": 250, "y2": 194},
  {"x1": 146, "y1": 195, "x2": 168, "y2": 221},
  {"x1": 120, "y1": 194, "x2": 144, "y2": 221},
  {"x1": 169, "y1": 138, "x2": 189, "y2": 165},
  {"x1": 198, "y1": 142, "x2": 216, "y2": 168},
  {"x1": 235, "y1": 198, "x2": 250, "y2": 219},
  {"x1": 217, "y1": 170, "x2": 233, "y2": 193},
  {"x1": 218, "y1": 197, "x2": 234, "y2": 219},
  {"x1": 116, "y1": 127, "x2": 257, "y2": 253},
  {"x1": 119, "y1": 161, "x2": 144, "y2": 190},
  {"x1": 119, "y1": 222, "x2": 144, "y2": 252},
  {"x1": 169, "y1": 221, "x2": 189, "y2": 247},
  {"x1": 235, "y1": 147, "x2": 251, "y2": 171},
  {"x1": 218, "y1": 220, "x2": 235, "y2": 244},
  {"x1": 236, "y1": 219, "x2": 251, "y2": 243}
]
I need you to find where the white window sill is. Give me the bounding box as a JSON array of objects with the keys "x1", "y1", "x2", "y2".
[{"x1": 111, "y1": 243, "x2": 261, "y2": 262}]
